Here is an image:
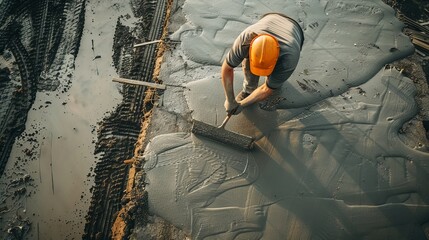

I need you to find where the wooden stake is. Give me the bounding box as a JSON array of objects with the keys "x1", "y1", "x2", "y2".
[
  {"x1": 412, "y1": 38, "x2": 429, "y2": 51},
  {"x1": 123, "y1": 159, "x2": 134, "y2": 165},
  {"x1": 133, "y1": 40, "x2": 162, "y2": 48},
  {"x1": 112, "y1": 77, "x2": 166, "y2": 90}
]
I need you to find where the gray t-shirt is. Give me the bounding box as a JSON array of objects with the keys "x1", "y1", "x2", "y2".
[{"x1": 225, "y1": 13, "x2": 304, "y2": 89}]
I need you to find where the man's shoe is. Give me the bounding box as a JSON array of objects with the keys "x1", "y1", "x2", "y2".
[{"x1": 235, "y1": 91, "x2": 250, "y2": 102}]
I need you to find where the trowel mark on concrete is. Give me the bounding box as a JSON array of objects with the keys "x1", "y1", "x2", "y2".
[
  {"x1": 142, "y1": 0, "x2": 429, "y2": 239},
  {"x1": 146, "y1": 66, "x2": 429, "y2": 239},
  {"x1": 266, "y1": 68, "x2": 429, "y2": 204},
  {"x1": 144, "y1": 132, "x2": 259, "y2": 233}
]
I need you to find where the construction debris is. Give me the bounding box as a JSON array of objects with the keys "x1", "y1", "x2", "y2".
[{"x1": 399, "y1": 12, "x2": 429, "y2": 55}]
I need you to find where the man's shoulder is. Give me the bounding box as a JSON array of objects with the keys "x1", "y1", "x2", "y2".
[
  {"x1": 261, "y1": 12, "x2": 293, "y2": 20},
  {"x1": 237, "y1": 31, "x2": 258, "y2": 46},
  {"x1": 259, "y1": 13, "x2": 304, "y2": 48}
]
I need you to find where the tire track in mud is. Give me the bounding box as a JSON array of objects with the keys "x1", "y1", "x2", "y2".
[
  {"x1": 0, "y1": 0, "x2": 80, "y2": 177},
  {"x1": 0, "y1": 38, "x2": 35, "y2": 175},
  {"x1": 0, "y1": 1, "x2": 86, "y2": 237},
  {"x1": 82, "y1": 0, "x2": 169, "y2": 239}
]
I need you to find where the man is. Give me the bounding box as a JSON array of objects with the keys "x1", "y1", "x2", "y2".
[{"x1": 221, "y1": 13, "x2": 304, "y2": 114}]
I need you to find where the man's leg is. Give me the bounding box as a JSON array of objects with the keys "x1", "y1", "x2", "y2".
[{"x1": 237, "y1": 58, "x2": 260, "y2": 101}]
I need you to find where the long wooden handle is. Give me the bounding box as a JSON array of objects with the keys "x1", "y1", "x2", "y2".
[{"x1": 219, "y1": 114, "x2": 232, "y2": 129}]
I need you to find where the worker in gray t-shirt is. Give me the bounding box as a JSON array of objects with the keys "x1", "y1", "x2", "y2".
[{"x1": 221, "y1": 13, "x2": 304, "y2": 114}]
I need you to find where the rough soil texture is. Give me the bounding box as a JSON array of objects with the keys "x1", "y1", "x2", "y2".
[
  {"x1": 110, "y1": 0, "x2": 190, "y2": 238},
  {"x1": 83, "y1": 0, "x2": 172, "y2": 239}
]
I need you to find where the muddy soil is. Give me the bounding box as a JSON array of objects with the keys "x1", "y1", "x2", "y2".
[
  {"x1": 0, "y1": 0, "x2": 84, "y2": 178},
  {"x1": 0, "y1": 0, "x2": 172, "y2": 239},
  {"x1": 0, "y1": 1, "x2": 86, "y2": 238},
  {"x1": 82, "y1": 0, "x2": 172, "y2": 239}
]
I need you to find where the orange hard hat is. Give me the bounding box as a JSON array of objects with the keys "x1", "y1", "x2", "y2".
[{"x1": 249, "y1": 34, "x2": 280, "y2": 76}]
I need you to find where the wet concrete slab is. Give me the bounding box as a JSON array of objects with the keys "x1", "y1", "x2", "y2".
[{"x1": 139, "y1": 0, "x2": 429, "y2": 239}]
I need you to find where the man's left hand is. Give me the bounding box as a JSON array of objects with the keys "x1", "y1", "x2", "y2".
[{"x1": 224, "y1": 99, "x2": 243, "y2": 115}]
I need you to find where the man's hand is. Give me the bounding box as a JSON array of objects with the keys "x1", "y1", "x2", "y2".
[
  {"x1": 239, "y1": 82, "x2": 273, "y2": 108},
  {"x1": 224, "y1": 99, "x2": 243, "y2": 115}
]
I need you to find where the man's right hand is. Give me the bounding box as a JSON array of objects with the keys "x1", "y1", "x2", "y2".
[{"x1": 224, "y1": 99, "x2": 243, "y2": 115}]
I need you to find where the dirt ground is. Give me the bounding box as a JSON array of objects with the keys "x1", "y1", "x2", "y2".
[{"x1": 0, "y1": 0, "x2": 171, "y2": 239}]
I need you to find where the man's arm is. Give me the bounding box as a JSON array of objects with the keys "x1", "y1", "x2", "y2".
[
  {"x1": 238, "y1": 82, "x2": 273, "y2": 108},
  {"x1": 222, "y1": 59, "x2": 273, "y2": 109},
  {"x1": 221, "y1": 60, "x2": 242, "y2": 114},
  {"x1": 221, "y1": 60, "x2": 235, "y2": 103}
]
